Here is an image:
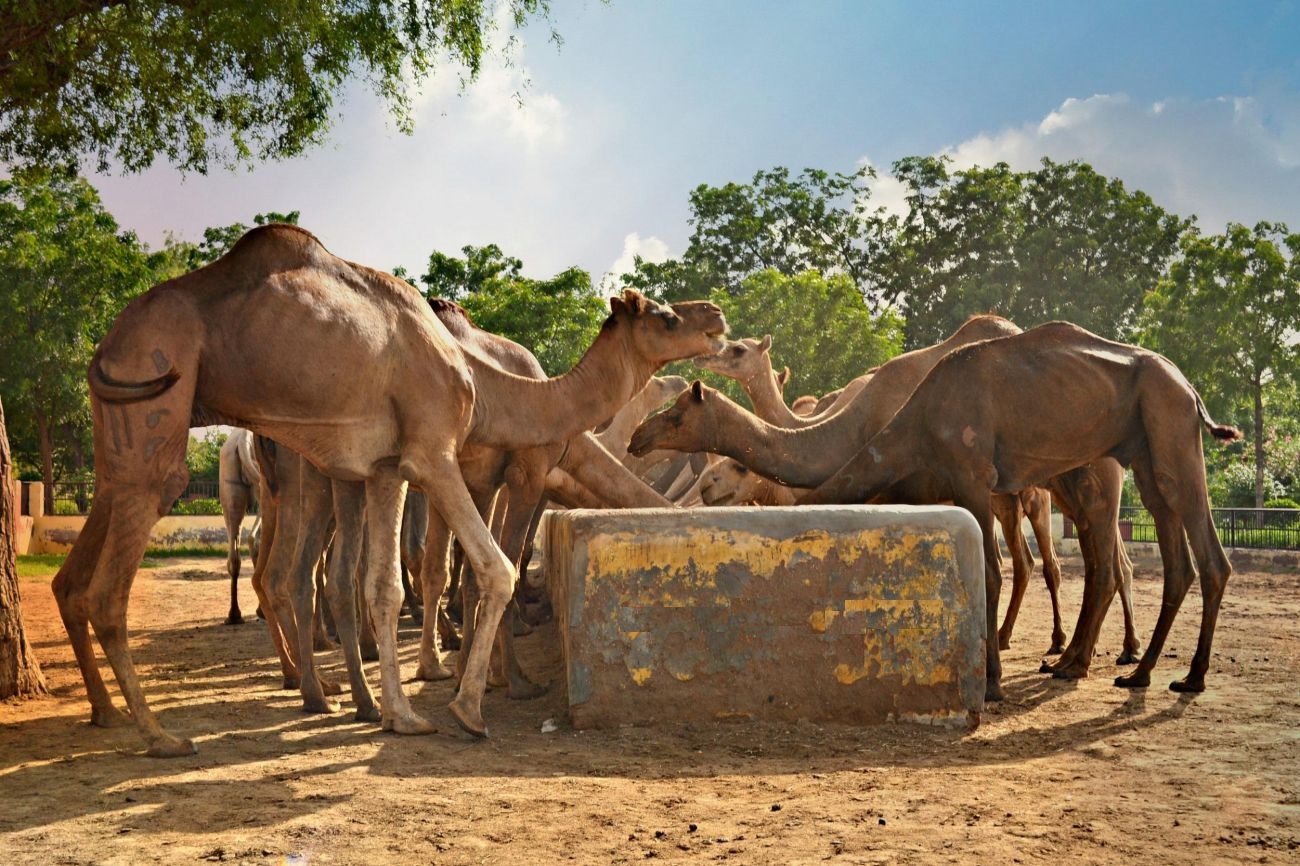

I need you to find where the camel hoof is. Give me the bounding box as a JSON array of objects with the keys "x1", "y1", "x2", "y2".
[
  {"x1": 256, "y1": 606, "x2": 265, "y2": 620},
  {"x1": 438, "y1": 633, "x2": 461, "y2": 651},
  {"x1": 507, "y1": 679, "x2": 548, "y2": 701},
  {"x1": 225, "y1": 613, "x2": 244, "y2": 626},
  {"x1": 1114, "y1": 671, "x2": 1151, "y2": 689},
  {"x1": 354, "y1": 704, "x2": 382, "y2": 723},
  {"x1": 281, "y1": 677, "x2": 300, "y2": 691},
  {"x1": 1045, "y1": 643, "x2": 1065, "y2": 656},
  {"x1": 302, "y1": 697, "x2": 341, "y2": 715},
  {"x1": 146, "y1": 734, "x2": 197, "y2": 758},
  {"x1": 984, "y1": 681, "x2": 1005, "y2": 703},
  {"x1": 361, "y1": 647, "x2": 380, "y2": 663},
  {"x1": 380, "y1": 712, "x2": 437, "y2": 735},
  {"x1": 448, "y1": 696, "x2": 488, "y2": 738},
  {"x1": 1169, "y1": 675, "x2": 1205, "y2": 694},
  {"x1": 313, "y1": 635, "x2": 336, "y2": 652},
  {"x1": 415, "y1": 661, "x2": 455, "y2": 682},
  {"x1": 997, "y1": 637, "x2": 1012, "y2": 651},
  {"x1": 1115, "y1": 650, "x2": 1140, "y2": 665},
  {"x1": 1051, "y1": 664, "x2": 1089, "y2": 681}
]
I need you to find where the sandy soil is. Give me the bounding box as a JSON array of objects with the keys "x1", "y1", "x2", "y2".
[{"x1": 1, "y1": 553, "x2": 1298, "y2": 865}]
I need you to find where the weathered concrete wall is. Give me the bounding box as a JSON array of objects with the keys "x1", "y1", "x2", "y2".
[
  {"x1": 28, "y1": 515, "x2": 258, "y2": 554},
  {"x1": 547, "y1": 505, "x2": 986, "y2": 731}
]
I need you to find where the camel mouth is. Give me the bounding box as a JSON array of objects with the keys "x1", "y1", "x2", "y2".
[{"x1": 701, "y1": 488, "x2": 733, "y2": 506}]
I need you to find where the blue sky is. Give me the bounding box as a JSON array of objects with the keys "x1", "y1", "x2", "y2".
[{"x1": 89, "y1": 0, "x2": 1300, "y2": 288}]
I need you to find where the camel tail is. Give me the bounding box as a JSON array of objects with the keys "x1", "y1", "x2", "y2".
[
  {"x1": 88, "y1": 358, "x2": 180, "y2": 404},
  {"x1": 1195, "y1": 391, "x2": 1243, "y2": 442}
]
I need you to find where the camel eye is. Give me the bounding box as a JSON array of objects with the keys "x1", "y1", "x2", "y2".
[
  {"x1": 736, "y1": 465, "x2": 749, "y2": 475},
  {"x1": 731, "y1": 346, "x2": 744, "y2": 356}
]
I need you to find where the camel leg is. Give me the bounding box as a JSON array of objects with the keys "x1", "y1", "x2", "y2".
[
  {"x1": 953, "y1": 488, "x2": 1004, "y2": 703},
  {"x1": 326, "y1": 480, "x2": 381, "y2": 722},
  {"x1": 363, "y1": 469, "x2": 433, "y2": 735},
  {"x1": 408, "y1": 457, "x2": 518, "y2": 738},
  {"x1": 353, "y1": 534, "x2": 379, "y2": 662},
  {"x1": 223, "y1": 481, "x2": 249, "y2": 625},
  {"x1": 313, "y1": 553, "x2": 335, "y2": 647},
  {"x1": 447, "y1": 539, "x2": 465, "y2": 624},
  {"x1": 1026, "y1": 489, "x2": 1066, "y2": 654},
  {"x1": 1116, "y1": 455, "x2": 1197, "y2": 691},
  {"x1": 495, "y1": 462, "x2": 547, "y2": 700},
  {"x1": 1114, "y1": 540, "x2": 1141, "y2": 664},
  {"x1": 248, "y1": 484, "x2": 297, "y2": 687},
  {"x1": 283, "y1": 459, "x2": 341, "y2": 714},
  {"x1": 85, "y1": 483, "x2": 196, "y2": 757},
  {"x1": 415, "y1": 507, "x2": 456, "y2": 681},
  {"x1": 52, "y1": 498, "x2": 130, "y2": 729},
  {"x1": 993, "y1": 494, "x2": 1032, "y2": 652},
  {"x1": 1045, "y1": 508, "x2": 1120, "y2": 679},
  {"x1": 455, "y1": 488, "x2": 500, "y2": 685},
  {"x1": 1157, "y1": 450, "x2": 1232, "y2": 693}
]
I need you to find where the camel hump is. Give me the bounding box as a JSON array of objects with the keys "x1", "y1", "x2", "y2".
[
  {"x1": 223, "y1": 223, "x2": 330, "y2": 267},
  {"x1": 958, "y1": 313, "x2": 1022, "y2": 340},
  {"x1": 429, "y1": 297, "x2": 472, "y2": 322}
]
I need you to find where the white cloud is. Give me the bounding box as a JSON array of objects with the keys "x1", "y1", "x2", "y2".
[
  {"x1": 406, "y1": 1, "x2": 567, "y2": 149},
  {"x1": 861, "y1": 91, "x2": 1300, "y2": 232},
  {"x1": 600, "y1": 232, "x2": 672, "y2": 291}
]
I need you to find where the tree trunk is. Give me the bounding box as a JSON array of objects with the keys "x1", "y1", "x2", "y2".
[
  {"x1": 0, "y1": 395, "x2": 48, "y2": 700},
  {"x1": 1254, "y1": 374, "x2": 1266, "y2": 510},
  {"x1": 34, "y1": 406, "x2": 54, "y2": 514}
]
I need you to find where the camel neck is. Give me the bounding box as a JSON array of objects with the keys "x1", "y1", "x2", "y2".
[
  {"x1": 708, "y1": 397, "x2": 872, "y2": 488},
  {"x1": 740, "y1": 370, "x2": 803, "y2": 427},
  {"x1": 467, "y1": 325, "x2": 655, "y2": 449}
]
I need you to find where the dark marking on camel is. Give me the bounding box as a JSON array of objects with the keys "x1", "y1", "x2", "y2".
[
  {"x1": 146, "y1": 409, "x2": 170, "y2": 429},
  {"x1": 120, "y1": 407, "x2": 134, "y2": 449},
  {"x1": 152, "y1": 349, "x2": 171, "y2": 375},
  {"x1": 143, "y1": 436, "x2": 166, "y2": 462}
]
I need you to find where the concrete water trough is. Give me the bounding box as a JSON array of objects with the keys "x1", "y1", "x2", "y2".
[{"x1": 544, "y1": 505, "x2": 987, "y2": 731}]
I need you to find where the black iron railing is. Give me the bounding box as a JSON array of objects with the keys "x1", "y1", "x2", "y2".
[
  {"x1": 1067, "y1": 506, "x2": 1300, "y2": 551},
  {"x1": 47, "y1": 478, "x2": 236, "y2": 516}
]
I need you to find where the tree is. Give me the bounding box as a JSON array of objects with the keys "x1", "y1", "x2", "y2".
[
  {"x1": 0, "y1": 394, "x2": 48, "y2": 700},
  {"x1": 186, "y1": 430, "x2": 228, "y2": 483},
  {"x1": 0, "y1": 1, "x2": 554, "y2": 173},
  {"x1": 420, "y1": 244, "x2": 607, "y2": 375},
  {"x1": 699, "y1": 270, "x2": 903, "y2": 401},
  {"x1": 888, "y1": 157, "x2": 1189, "y2": 348},
  {"x1": 624, "y1": 166, "x2": 893, "y2": 308},
  {"x1": 1140, "y1": 222, "x2": 1300, "y2": 508},
  {"x1": 0, "y1": 169, "x2": 157, "y2": 511}
]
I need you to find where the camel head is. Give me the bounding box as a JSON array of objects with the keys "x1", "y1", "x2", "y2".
[
  {"x1": 694, "y1": 334, "x2": 773, "y2": 383},
  {"x1": 606, "y1": 289, "x2": 728, "y2": 365},
  {"x1": 700, "y1": 458, "x2": 761, "y2": 506},
  {"x1": 629, "y1": 379, "x2": 729, "y2": 457}
]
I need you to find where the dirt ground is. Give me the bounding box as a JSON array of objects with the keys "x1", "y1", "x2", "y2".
[{"x1": 1, "y1": 552, "x2": 1298, "y2": 866}]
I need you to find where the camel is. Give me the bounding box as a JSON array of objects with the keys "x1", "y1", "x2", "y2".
[
  {"x1": 696, "y1": 335, "x2": 871, "y2": 428},
  {"x1": 413, "y1": 297, "x2": 688, "y2": 697},
  {"x1": 53, "y1": 224, "x2": 725, "y2": 755},
  {"x1": 699, "y1": 458, "x2": 800, "y2": 506},
  {"x1": 795, "y1": 321, "x2": 1240, "y2": 698},
  {"x1": 594, "y1": 376, "x2": 689, "y2": 459},
  {"x1": 683, "y1": 318, "x2": 1075, "y2": 656},
  {"x1": 218, "y1": 428, "x2": 261, "y2": 624}
]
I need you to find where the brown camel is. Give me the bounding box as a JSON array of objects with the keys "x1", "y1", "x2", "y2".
[
  {"x1": 52, "y1": 224, "x2": 725, "y2": 755},
  {"x1": 696, "y1": 334, "x2": 871, "y2": 428},
  {"x1": 594, "y1": 375, "x2": 689, "y2": 459},
  {"x1": 218, "y1": 427, "x2": 261, "y2": 624},
  {"x1": 796, "y1": 321, "x2": 1239, "y2": 698},
  {"x1": 679, "y1": 317, "x2": 1075, "y2": 655},
  {"x1": 413, "y1": 298, "x2": 685, "y2": 697}
]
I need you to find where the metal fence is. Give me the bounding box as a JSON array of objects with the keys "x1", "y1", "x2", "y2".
[
  {"x1": 1115, "y1": 506, "x2": 1300, "y2": 551},
  {"x1": 48, "y1": 478, "x2": 235, "y2": 516}
]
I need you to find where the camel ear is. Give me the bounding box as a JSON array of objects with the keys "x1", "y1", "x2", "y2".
[
  {"x1": 758, "y1": 334, "x2": 772, "y2": 352},
  {"x1": 622, "y1": 288, "x2": 648, "y2": 314},
  {"x1": 609, "y1": 295, "x2": 627, "y2": 314},
  {"x1": 777, "y1": 366, "x2": 790, "y2": 388},
  {"x1": 690, "y1": 380, "x2": 705, "y2": 401}
]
